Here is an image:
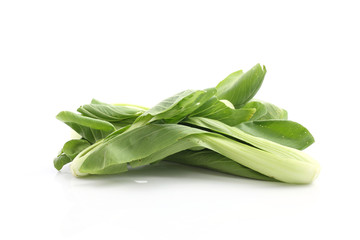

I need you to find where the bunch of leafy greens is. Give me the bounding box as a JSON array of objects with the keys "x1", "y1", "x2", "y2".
[{"x1": 54, "y1": 64, "x2": 320, "y2": 184}]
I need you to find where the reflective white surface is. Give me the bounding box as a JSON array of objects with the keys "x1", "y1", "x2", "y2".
[{"x1": 3, "y1": 142, "x2": 359, "y2": 240}]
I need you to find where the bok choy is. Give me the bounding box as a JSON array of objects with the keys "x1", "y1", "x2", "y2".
[{"x1": 54, "y1": 63, "x2": 320, "y2": 184}]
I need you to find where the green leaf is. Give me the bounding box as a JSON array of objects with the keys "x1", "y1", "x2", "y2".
[
  {"x1": 131, "y1": 88, "x2": 217, "y2": 128},
  {"x1": 53, "y1": 139, "x2": 91, "y2": 170},
  {"x1": 242, "y1": 100, "x2": 288, "y2": 120},
  {"x1": 62, "y1": 139, "x2": 91, "y2": 159},
  {"x1": 71, "y1": 124, "x2": 206, "y2": 176},
  {"x1": 150, "y1": 88, "x2": 216, "y2": 122},
  {"x1": 237, "y1": 120, "x2": 314, "y2": 150},
  {"x1": 92, "y1": 98, "x2": 149, "y2": 111},
  {"x1": 56, "y1": 111, "x2": 115, "y2": 143},
  {"x1": 216, "y1": 64, "x2": 266, "y2": 108},
  {"x1": 111, "y1": 118, "x2": 138, "y2": 129},
  {"x1": 90, "y1": 99, "x2": 107, "y2": 104},
  {"x1": 77, "y1": 103, "x2": 144, "y2": 122},
  {"x1": 54, "y1": 154, "x2": 71, "y2": 171},
  {"x1": 190, "y1": 96, "x2": 256, "y2": 126},
  {"x1": 112, "y1": 103, "x2": 149, "y2": 111},
  {"x1": 165, "y1": 150, "x2": 276, "y2": 181}
]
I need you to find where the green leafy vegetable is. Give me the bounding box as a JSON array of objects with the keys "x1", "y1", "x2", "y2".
[
  {"x1": 54, "y1": 63, "x2": 320, "y2": 184},
  {"x1": 71, "y1": 121, "x2": 319, "y2": 183}
]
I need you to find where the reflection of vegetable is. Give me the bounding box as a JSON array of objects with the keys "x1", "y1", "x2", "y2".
[{"x1": 54, "y1": 64, "x2": 320, "y2": 184}]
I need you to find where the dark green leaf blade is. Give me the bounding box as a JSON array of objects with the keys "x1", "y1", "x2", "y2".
[
  {"x1": 237, "y1": 120, "x2": 315, "y2": 150},
  {"x1": 216, "y1": 64, "x2": 266, "y2": 108},
  {"x1": 151, "y1": 88, "x2": 216, "y2": 122},
  {"x1": 242, "y1": 100, "x2": 288, "y2": 120},
  {"x1": 77, "y1": 103, "x2": 144, "y2": 122},
  {"x1": 62, "y1": 139, "x2": 91, "y2": 159},
  {"x1": 56, "y1": 111, "x2": 115, "y2": 143},
  {"x1": 190, "y1": 96, "x2": 256, "y2": 126},
  {"x1": 111, "y1": 118, "x2": 138, "y2": 129},
  {"x1": 54, "y1": 154, "x2": 72, "y2": 171},
  {"x1": 131, "y1": 88, "x2": 217, "y2": 128},
  {"x1": 54, "y1": 139, "x2": 91, "y2": 171}
]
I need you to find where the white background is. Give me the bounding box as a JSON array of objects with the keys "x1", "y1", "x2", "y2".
[{"x1": 1, "y1": 1, "x2": 359, "y2": 239}]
